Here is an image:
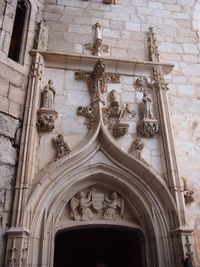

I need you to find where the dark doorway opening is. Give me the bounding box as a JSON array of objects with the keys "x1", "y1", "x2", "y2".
[{"x1": 54, "y1": 227, "x2": 145, "y2": 267}]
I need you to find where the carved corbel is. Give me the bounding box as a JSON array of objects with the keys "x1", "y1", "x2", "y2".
[
  {"x1": 135, "y1": 77, "x2": 159, "y2": 138},
  {"x1": 85, "y1": 23, "x2": 109, "y2": 56},
  {"x1": 52, "y1": 134, "x2": 71, "y2": 159}
]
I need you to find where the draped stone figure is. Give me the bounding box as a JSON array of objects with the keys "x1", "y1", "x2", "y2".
[{"x1": 42, "y1": 80, "x2": 56, "y2": 109}]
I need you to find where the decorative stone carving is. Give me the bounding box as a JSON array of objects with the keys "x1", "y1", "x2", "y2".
[
  {"x1": 52, "y1": 134, "x2": 71, "y2": 159},
  {"x1": 75, "y1": 60, "x2": 121, "y2": 129},
  {"x1": 135, "y1": 76, "x2": 152, "y2": 94},
  {"x1": 85, "y1": 23, "x2": 109, "y2": 56},
  {"x1": 75, "y1": 60, "x2": 121, "y2": 102},
  {"x1": 184, "y1": 236, "x2": 195, "y2": 267},
  {"x1": 148, "y1": 27, "x2": 160, "y2": 62},
  {"x1": 77, "y1": 106, "x2": 97, "y2": 129},
  {"x1": 103, "y1": 90, "x2": 135, "y2": 137},
  {"x1": 69, "y1": 189, "x2": 124, "y2": 221},
  {"x1": 182, "y1": 178, "x2": 194, "y2": 204},
  {"x1": 41, "y1": 80, "x2": 56, "y2": 109},
  {"x1": 137, "y1": 119, "x2": 159, "y2": 138},
  {"x1": 103, "y1": 192, "x2": 124, "y2": 220},
  {"x1": 36, "y1": 109, "x2": 57, "y2": 131},
  {"x1": 37, "y1": 80, "x2": 58, "y2": 131},
  {"x1": 135, "y1": 77, "x2": 159, "y2": 138},
  {"x1": 128, "y1": 138, "x2": 149, "y2": 166}
]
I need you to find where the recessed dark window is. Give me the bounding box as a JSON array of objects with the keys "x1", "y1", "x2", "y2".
[{"x1": 8, "y1": 0, "x2": 30, "y2": 63}]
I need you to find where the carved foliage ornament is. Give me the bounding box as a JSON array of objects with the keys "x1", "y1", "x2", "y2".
[
  {"x1": 69, "y1": 189, "x2": 124, "y2": 221},
  {"x1": 52, "y1": 134, "x2": 71, "y2": 159}
]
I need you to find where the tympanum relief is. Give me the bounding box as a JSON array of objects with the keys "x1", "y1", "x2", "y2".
[
  {"x1": 135, "y1": 77, "x2": 159, "y2": 138},
  {"x1": 69, "y1": 188, "x2": 124, "y2": 221},
  {"x1": 37, "y1": 80, "x2": 58, "y2": 131}
]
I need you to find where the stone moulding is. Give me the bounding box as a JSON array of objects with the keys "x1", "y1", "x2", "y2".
[{"x1": 30, "y1": 50, "x2": 174, "y2": 75}]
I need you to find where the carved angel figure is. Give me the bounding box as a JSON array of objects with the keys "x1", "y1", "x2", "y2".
[
  {"x1": 103, "y1": 192, "x2": 124, "y2": 220},
  {"x1": 70, "y1": 191, "x2": 93, "y2": 221},
  {"x1": 42, "y1": 80, "x2": 56, "y2": 109}
]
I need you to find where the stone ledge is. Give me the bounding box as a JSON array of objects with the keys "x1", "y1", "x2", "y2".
[{"x1": 30, "y1": 49, "x2": 174, "y2": 75}]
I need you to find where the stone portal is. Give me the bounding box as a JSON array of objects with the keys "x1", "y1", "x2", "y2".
[{"x1": 54, "y1": 227, "x2": 145, "y2": 267}]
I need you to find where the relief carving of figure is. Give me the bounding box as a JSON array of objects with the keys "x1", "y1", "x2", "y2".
[
  {"x1": 42, "y1": 80, "x2": 56, "y2": 109},
  {"x1": 70, "y1": 190, "x2": 93, "y2": 221},
  {"x1": 142, "y1": 92, "x2": 154, "y2": 120},
  {"x1": 103, "y1": 192, "x2": 124, "y2": 220}
]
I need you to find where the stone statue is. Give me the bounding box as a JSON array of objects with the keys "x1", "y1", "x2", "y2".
[
  {"x1": 142, "y1": 92, "x2": 154, "y2": 119},
  {"x1": 42, "y1": 80, "x2": 56, "y2": 109},
  {"x1": 103, "y1": 192, "x2": 124, "y2": 220},
  {"x1": 70, "y1": 190, "x2": 93, "y2": 221}
]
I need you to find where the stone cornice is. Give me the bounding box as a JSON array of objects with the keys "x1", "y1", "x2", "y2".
[{"x1": 30, "y1": 49, "x2": 174, "y2": 75}]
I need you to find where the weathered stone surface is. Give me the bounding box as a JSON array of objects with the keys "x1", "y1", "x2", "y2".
[
  {"x1": 0, "y1": 136, "x2": 17, "y2": 166},
  {"x1": 0, "y1": 113, "x2": 20, "y2": 139},
  {"x1": 0, "y1": 164, "x2": 15, "y2": 189}
]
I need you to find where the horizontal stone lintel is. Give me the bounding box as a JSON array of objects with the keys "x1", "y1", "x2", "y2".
[{"x1": 30, "y1": 49, "x2": 174, "y2": 75}]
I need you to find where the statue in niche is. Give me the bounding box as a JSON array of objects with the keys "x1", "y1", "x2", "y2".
[
  {"x1": 135, "y1": 77, "x2": 159, "y2": 138},
  {"x1": 70, "y1": 190, "x2": 93, "y2": 221},
  {"x1": 103, "y1": 192, "x2": 124, "y2": 220},
  {"x1": 142, "y1": 92, "x2": 154, "y2": 119},
  {"x1": 41, "y1": 80, "x2": 56, "y2": 109}
]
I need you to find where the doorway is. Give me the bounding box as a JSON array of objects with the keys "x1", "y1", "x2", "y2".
[{"x1": 54, "y1": 227, "x2": 145, "y2": 267}]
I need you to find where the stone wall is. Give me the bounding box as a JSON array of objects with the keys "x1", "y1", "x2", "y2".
[
  {"x1": 42, "y1": 0, "x2": 200, "y2": 228},
  {"x1": 0, "y1": 0, "x2": 200, "y2": 265}
]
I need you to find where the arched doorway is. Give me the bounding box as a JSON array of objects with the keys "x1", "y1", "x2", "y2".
[{"x1": 54, "y1": 226, "x2": 146, "y2": 267}]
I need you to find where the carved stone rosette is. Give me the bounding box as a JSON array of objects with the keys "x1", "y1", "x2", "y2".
[
  {"x1": 52, "y1": 134, "x2": 71, "y2": 159},
  {"x1": 137, "y1": 118, "x2": 159, "y2": 138},
  {"x1": 36, "y1": 109, "x2": 58, "y2": 131}
]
